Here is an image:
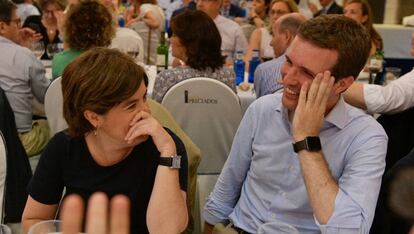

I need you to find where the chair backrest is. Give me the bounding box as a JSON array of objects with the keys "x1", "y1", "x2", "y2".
[
  {"x1": 110, "y1": 27, "x2": 145, "y2": 63},
  {"x1": 0, "y1": 131, "x2": 6, "y2": 223},
  {"x1": 161, "y1": 77, "x2": 242, "y2": 174},
  {"x1": 44, "y1": 77, "x2": 68, "y2": 136}
]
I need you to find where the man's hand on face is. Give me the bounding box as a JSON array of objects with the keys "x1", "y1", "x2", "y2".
[
  {"x1": 18, "y1": 27, "x2": 42, "y2": 47},
  {"x1": 292, "y1": 71, "x2": 335, "y2": 141}
]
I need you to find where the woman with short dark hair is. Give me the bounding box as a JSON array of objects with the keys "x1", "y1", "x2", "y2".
[
  {"x1": 22, "y1": 48, "x2": 189, "y2": 234},
  {"x1": 152, "y1": 10, "x2": 236, "y2": 103}
]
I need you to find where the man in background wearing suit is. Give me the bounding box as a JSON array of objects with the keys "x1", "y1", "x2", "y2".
[{"x1": 313, "y1": 0, "x2": 343, "y2": 17}]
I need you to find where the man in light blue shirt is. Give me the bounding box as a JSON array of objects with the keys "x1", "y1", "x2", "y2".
[
  {"x1": 204, "y1": 15, "x2": 387, "y2": 234},
  {"x1": 254, "y1": 13, "x2": 305, "y2": 97},
  {"x1": 0, "y1": 0, "x2": 50, "y2": 156}
]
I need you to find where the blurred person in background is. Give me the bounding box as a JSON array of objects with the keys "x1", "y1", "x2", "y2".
[
  {"x1": 247, "y1": 0, "x2": 271, "y2": 28},
  {"x1": 343, "y1": 0, "x2": 382, "y2": 55},
  {"x1": 244, "y1": 0, "x2": 298, "y2": 67},
  {"x1": 153, "y1": 10, "x2": 236, "y2": 102},
  {"x1": 126, "y1": 0, "x2": 164, "y2": 64},
  {"x1": 220, "y1": 0, "x2": 245, "y2": 20},
  {"x1": 197, "y1": 0, "x2": 248, "y2": 62},
  {"x1": 12, "y1": 0, "x2": 40, "y2": 23},
  {"x1": 0, "y1": 0, "x2": 50, "y2": 157},
  {"x1": 253, "y1": 12, "x2": 305, "y2": 97},
  {"x1": 313, "y1": 0, "x2": 342, "y2": 17},
  {"x1": 22, "y1": 48, "x2": 189, "y2": 234},
  {"x1": 23, "y1": 0, "x2": 66, "y2": 59},
  {"x1": 51, "y1": 0, "x2": 116, "y2": 78}
]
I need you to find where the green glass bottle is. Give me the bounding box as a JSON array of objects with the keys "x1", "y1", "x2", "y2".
[{"x1": 156, "y1": 32, "x2": 168, "y2": 73}]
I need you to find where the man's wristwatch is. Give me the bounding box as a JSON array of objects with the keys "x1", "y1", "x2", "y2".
[
  {"x1": 292, "y1": 136, "x2": 322, "y2": 153},
  {"x1": 159, "y1": 155, "x2": 181, "y2": 169}
]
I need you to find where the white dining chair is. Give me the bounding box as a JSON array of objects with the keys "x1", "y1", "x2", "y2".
[
  {"x1": 161, "y1": 77, "x2": 242, "y2": 174},
  {"x1": 0, "y1": 131, "x2": 7, "y2": 222},
  {"x1": 44, "y1": 77, "x2": 68, "y2": 136},
  {"x1": 161, "y1": 77, "x2": 243, "y2": 233}
]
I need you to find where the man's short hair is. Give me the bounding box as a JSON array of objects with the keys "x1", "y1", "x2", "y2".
[
  {"x1": 297, "y1": 14, "x2": 371, "y2": 80},
  {"x1": 0, "y1": 0, "x2": 17, "y2": 23},
  {"x1": 278, "y1": 14, "x2": 304, "y2": 37}
]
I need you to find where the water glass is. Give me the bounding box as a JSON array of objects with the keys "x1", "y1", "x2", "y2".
[
  {"x1": 28, "y1": 220, "x2": 62, "y2": 234},
  {"x1": 0, "y1": 224, "x2": 11, "y2": 234},
  {"x1": 31, "y1": 41, "x2": 45, "y2": 59},
  {"x1": 46, "y1": 44, "x2": 60, "y2": 59},
  {"x1": 385, "y1": 67, "x2": 402, "y2": 81}
]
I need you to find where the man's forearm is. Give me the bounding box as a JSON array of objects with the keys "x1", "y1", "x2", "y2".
[
  {"x1": 343, "y1": 82, "x2": 367, "y2": 110},
  {"x1": 298, "y1": 150, "x2": 339, "y2": 224}
]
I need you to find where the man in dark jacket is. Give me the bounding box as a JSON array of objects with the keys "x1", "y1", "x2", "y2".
[{"x1": 313, "y1": 0, "x2": 343, "y2": 17}]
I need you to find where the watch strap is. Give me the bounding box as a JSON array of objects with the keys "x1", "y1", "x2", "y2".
[
  {"x1": 292, "y1": 136, "x2": 321, "y2": 153},
  {"x1": 159, "y1": 155, "x2": 181, "y2": 169}
]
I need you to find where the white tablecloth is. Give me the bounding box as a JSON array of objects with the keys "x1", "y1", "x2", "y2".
[{"x1": 374, "y1": 24, "x2": 414, "y2": 59}]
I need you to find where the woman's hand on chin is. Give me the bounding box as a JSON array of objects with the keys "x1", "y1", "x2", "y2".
[{"x1": 124, "y1": 111, "x2": 176, "y2": 156}]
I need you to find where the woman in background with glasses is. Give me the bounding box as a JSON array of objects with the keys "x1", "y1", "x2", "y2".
[
  {"x1": 244, "y1": 0, "x2": 298, "y2": 67},
  {"x1": 23, "y1": 0, "x2": 66, "y2": 59}
]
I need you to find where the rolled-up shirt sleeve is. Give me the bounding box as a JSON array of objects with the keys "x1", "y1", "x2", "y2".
[
  {"x1": 364, "y1": 69, "x2": 414, "y2": 114},
  {"x1": 316, "y1": 126, "x2": 387, "y2": 233},
  {"x1": 203, "y1": 105, "x2": 255, "y2": 225}
]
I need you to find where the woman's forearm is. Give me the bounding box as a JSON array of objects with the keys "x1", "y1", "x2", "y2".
[{"x1": 146, "y1": 165, "x2": 188, "y2": 234}]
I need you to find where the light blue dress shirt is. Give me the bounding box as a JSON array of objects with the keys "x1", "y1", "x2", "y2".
[
  {"x1": 204, "y1": 92, "x2": 387, "y2": 233},
  {"x1": 253, "y1": 54, "x2": 285, "y2": 97},
  {"x1": 0, "y1": 36, "x2": 49, "y2": 132}
]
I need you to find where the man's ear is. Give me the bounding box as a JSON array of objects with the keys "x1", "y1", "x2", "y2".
[
  {"x1": 333, "y1": 76, "x2": 354, "y2": 95},
  {"x1": 0, "y1": 22, "x2": 7, "y2": 35},
  {"x1": 83, "y1": 110, "x2": 102, "y2": 129}
]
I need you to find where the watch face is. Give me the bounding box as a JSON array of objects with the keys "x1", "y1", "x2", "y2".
[
  {"x1": 307, "y1": 137, "x2": 321, "y2": 150},
  {"x1": 171, "y1": 156, "x2": 181, "y2": 169}
]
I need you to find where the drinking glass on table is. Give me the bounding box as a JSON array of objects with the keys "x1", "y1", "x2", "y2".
[
  {"x1": 46, "y1": 43, "x2": 60, "y2": 59},
  {"x1": 28, "y1": 220, "x2": 62, "y2": 234},
  {"x1": 368, "y1": 58, "x2": 383, "y2": 84},
  {"x1": 0, "y1": 224, "x2": 11, "y2": 234},
  {"x1": 30, "y1": 41, "x2": 45, "y2": 59}
]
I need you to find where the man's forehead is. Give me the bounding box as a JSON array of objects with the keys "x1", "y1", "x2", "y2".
[{"x1": 286, "y1": 36, "x2": 338, "y2": 73}]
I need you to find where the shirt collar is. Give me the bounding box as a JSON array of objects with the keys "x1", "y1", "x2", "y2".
[
  {"x1": 0, "y1": 36, "x2": 16, "y2": 45},
  {"x1": 274, "y1": 93, "x2": 350, "y2": 130}
]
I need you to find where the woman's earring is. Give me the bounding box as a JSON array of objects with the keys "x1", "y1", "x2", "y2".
[{"x1": 94, "y1": 126, "x2": 99, "y2": 136}]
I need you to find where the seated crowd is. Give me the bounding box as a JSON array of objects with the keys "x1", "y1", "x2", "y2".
[{"x1": 1, "y1": 0, "x2": 414, "y2": 233}]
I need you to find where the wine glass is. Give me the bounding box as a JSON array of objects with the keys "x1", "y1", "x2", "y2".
[
  {"x1": 46, "y1": 43, "x2": 60, "y2": 59},
  {"x1": 28, "y1": 220, "x2": 62, "y2": 234},
  {"x1": 30, "y1": 41, "x2": 45, "y2": 59},
  {"x1": 368, "y1": 58, "x2": 383, "y2": 84}
]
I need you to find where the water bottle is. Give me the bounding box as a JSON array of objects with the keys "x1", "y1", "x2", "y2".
[
  {"x1": 234, "y1": 51, "x2": 245, "y2": 86},
  {"x1": 248, "y1": 49, "x2": 260, "y2": 83},
  {"x1": 117, "y1": 13, "x2": 125, "y2": 28}
]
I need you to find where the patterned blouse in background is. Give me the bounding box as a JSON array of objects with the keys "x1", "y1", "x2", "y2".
[{"x1": 152, "y1": 66, "x2": 237, "y2": 103}]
